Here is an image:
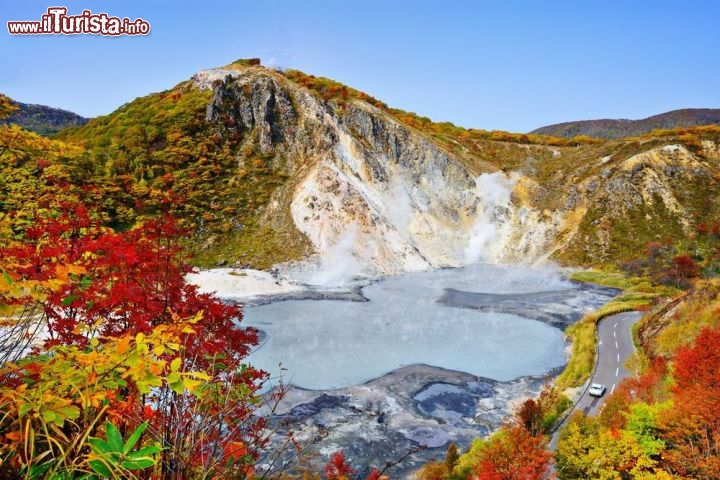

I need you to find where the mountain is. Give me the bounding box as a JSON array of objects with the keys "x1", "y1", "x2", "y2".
[
  {"x1": 530, "y1": 108, "x2": 720, "y2": 140},
  {"x1": 1, "y1": 97, "x2": 88, "y2": 136},
  {"x1": 3, "y1": 64, "x2": 719, "y2": 479},
  {"x1": 4, "y1": 59, "x2": 718, "y2": 275}
]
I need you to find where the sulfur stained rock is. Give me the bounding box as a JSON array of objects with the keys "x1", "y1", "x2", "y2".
[{"x1": 190, "y1": 65, "x2": 720, "y2": 272}]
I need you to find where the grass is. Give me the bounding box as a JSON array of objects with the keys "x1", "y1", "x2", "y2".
[
  {"x1": 543, "y1": 394, "x2": 574, "y2": 432},
  {"x1": 555, "y1": 271, "x2": 674, "y2": 389},
  {"x1": 190, "y1": 220, "x2": 312, "y2": 270},
  {"x1": 568, "y1": 271, "x2": 639, "y2": 290},
  {"x1": 640, "y1": 278, "x2": 720, "y2": 358}
]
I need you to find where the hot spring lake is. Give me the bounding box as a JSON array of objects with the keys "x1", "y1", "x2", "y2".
[{"x1": 241, "y1": 263, "x2": 615, "y2": 391}]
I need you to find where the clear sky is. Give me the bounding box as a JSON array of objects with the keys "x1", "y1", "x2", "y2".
[{"x1": 1, "y1": 0, "x2": 719, "y2": 132}]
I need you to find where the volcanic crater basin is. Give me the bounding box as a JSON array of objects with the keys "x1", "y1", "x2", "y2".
[{"x1": 198, "y1": 264, "x2": 617, "y2": 477}]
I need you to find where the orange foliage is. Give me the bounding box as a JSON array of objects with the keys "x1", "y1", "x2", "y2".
[
  {"x1": 661, "y1": 326, "x2": 720, "y2": 478},
  {"x1": 470, "y1": 426, "x2": 553, "y2": 480},
  {"x1": 599, "y1": 358, "x2": 668, "y2": 430}
]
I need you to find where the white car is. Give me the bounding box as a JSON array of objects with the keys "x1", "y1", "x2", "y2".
[{"x1": 588, "y1": 383, "x2": 606, "y2": 397}]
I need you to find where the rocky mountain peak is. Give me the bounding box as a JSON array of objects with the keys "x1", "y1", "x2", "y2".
[
  {"x1": 179, "y1": 62, "x2": 720, "y2": 278},
  {"x1": 52, "y1": 61, "x2": 720, "y2": 274}
]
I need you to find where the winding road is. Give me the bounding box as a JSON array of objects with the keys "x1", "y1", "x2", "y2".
[
  {"x1": 573, "y1": 310, "x2": 642, "y2": 416},
  {"x1": 550, "y1": 310, "x2": 642, "y2": 452}
]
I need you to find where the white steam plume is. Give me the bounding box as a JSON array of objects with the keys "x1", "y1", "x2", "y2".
[
  {"x1": 307, "y1": 224, "x2": 364, "y2": 286},
  {"x1": 384, "y1": 177, "x2": 413, "y2": 234},
  {"x1": 464, "y1": 172, "x2": 518, "y2": 264}
]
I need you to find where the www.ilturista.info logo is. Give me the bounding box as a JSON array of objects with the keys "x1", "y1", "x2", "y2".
[{"x1": 7, "y1": 7, "x2": 150, "y2": 36}]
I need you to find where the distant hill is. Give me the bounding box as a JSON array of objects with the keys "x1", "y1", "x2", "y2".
[
  {"x1": 1, "y1": 98, "x2": 88, "y2": 136},
  {"x1": 531, "y1": 108, "x2": 720, "y2": 139}
]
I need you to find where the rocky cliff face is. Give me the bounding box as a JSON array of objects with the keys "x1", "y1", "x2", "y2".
[
  {"x1": 187, "y1": 65, "x2": 720, "y2": 275},
  {"x1": 550, "y1": 141, "x2": 720, "y2": 264},
  {"x1": 194, "y1": 67, "x2": 521, "y2": 278}
]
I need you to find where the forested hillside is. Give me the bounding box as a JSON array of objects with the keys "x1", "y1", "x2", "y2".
[
  {"x1": 2, "y1": 60, "x2": 720, "y2": 478},
  {"x1": 531, "y1": 108, "x2": 720, "y2": 140},
  {"x1": 0, "y1": 97, "x2": 88, "y2": 136}
]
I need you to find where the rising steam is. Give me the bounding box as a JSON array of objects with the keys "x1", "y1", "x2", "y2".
[
  {"x1": 464, "y1": 172, "x2": 519, "y2": 264},
  {"x1": 307, "y1": 223, "x2": 364, "y2": 286}
]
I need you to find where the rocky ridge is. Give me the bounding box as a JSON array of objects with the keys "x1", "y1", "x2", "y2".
[{"x1": 188, "y1": 64, "x2": 720, "y2": 275}]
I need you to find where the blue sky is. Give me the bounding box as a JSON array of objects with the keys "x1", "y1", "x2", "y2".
[{"x1": 1, "y1": 0, "x2": 719, "y2": 132}]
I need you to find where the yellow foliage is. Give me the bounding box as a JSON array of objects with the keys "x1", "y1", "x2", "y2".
[
  {"x1": 653, "y1": 279, "x2": 720, "y2": 357},
  {"x1": 556, "y1": 271, "x2": 674, "y2": 389}
]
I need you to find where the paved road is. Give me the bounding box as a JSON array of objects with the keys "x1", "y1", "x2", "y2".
[
  {"x1": 549, "y1": 311, "x2": 642, "y2": 453},
  {"x1": 572, "y1": 310, "x2": 642, "y2": 416}
]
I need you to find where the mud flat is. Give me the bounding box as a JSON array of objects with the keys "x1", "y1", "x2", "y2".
[{"x1": 256, "y1": 364, "x2": 555, "y2": 478}]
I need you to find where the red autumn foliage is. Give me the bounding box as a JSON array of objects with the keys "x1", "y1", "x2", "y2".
[
  {"x1": 1, "y1": 203, "x2": 258, "y2": 360},
  {"x1": 0, "y1": 202, "x2": 268, "y2": 478},
  {"x1": 661, "y1": 326, "x2": 720, "y2": 478},
  {"x1": 516, "y1": 399, "x2": 545, "y2": 437},
  {"x1": 673, "y1": 327, "x2": 720, "y2": 395},
  {"x1": 471, "y1": 426, "x2": 553, "y2": 480},
  {"x1": 670, "y1": 255, "x2": 699, "y2": 284},
  {"x1": 322, "y1": 451, "x2": 386, "y2": 480},
  {"x1": 712, "y1": 222, "x2": 720, "y2": 238},
  {"x1": 512, "y1": 385, "x2": 559, "y2": 437},
  {"x1": 599, "y1": 357, "x2": 668, "y2": 430},
  {"x1": 324, "y1": 451, "x2": 356, "y2": 480}
]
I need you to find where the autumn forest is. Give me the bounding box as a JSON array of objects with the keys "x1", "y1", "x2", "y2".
[{"x1": 1, "y1": 55, "x2": 720, "y2": 480}]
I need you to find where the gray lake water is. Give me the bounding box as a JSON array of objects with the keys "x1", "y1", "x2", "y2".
[{"x1": 243, "y1": 263, "x2": 614, "y2": 390}]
